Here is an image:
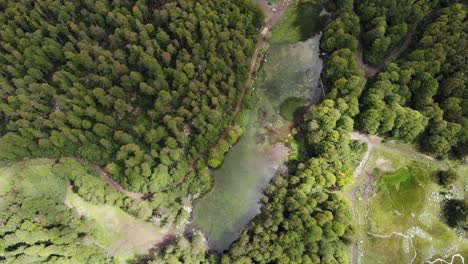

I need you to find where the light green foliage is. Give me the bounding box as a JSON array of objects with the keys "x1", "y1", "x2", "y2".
[
  {"x1": 145, "y1": 233, "x2": 208, "y2": 264},
  {"x1": 207, "y1": 135, "x2": 245, "y2": 169}
]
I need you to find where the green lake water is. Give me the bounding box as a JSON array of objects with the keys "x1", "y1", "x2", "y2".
[{"x1": 192, "y1": 34, "x2": 324, "y2": 251}]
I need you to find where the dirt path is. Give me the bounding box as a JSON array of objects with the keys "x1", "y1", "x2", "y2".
[
  {"x1": 20, "y1": 157, "x2": 144, "y2": 200},
  {"x1": 74, "y1": 158, "x2": 144, "y2": 200},
  {"x1": 353, "y1": 139, "x2": 373, "y2": 179},
  {"x1": 346, "y1": 131, "x2": 449, "y2": 264},
  {"x1": 17, "y1": 2, "x2": 294, "y2": 201},
  {"x1": 162, "y1": 0, "x2": 294, "y2": 192},
  {"x1": 357, "y1": 18, "x2": 421, "y2": 78},
  {"x1": 350, "y1": 131, "x2": 448, "y2": 170},
  {"x1": 424, "y1": 254, "x2": 465, "y2": 264}
]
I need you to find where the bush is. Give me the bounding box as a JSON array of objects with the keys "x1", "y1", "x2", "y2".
[
  {"x1": 437, "y1": 169, "x2": 459, "y2": 186},
  {"x1": 443, "y1": 199, "x2": 468, "y2": 231}
]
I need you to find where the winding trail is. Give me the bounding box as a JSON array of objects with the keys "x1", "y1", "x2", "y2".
[
  {"x1": 357, "y1": 14, "x2": 427, "y2": 78},
  {"x1": 20, "y1": 157, "x2": 144, "y2": 200},
  {"x1": 16, "y1": 1, "x2": 294, "y2": 200},
  {"x1": 424, "y1": 254, "x2": 465, "y2": 264},
  {"x1": 161, "y1": 0, "x2": 294, "y2": 191}
]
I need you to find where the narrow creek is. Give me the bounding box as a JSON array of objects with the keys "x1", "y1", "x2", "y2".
[{"x1": 192, "y1": 22, "x2": 325, "y2": 252}]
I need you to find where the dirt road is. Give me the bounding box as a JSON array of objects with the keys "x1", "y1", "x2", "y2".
[
  {"x1": 350, "y1": 132, "x2": 447, "y2": 170},
  {"x1": 347, "y1": 131, "x2": 448, "y2": 264},
  {"x1": 163, "y1": 0, "x2": 294, "y2": 191},
  {"x1": 18, "y1": 1, "x2": 295, "y2": 201},
  {"x1": 75, "y1": 158, "x2": 144, "y2": 200}
]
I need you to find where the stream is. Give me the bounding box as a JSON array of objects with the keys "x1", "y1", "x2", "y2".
[{"x1": 191, "y1": 23, "x2": 325, "y2": 252}]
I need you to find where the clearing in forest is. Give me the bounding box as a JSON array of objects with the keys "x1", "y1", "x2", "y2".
[
  {"x1": 65, "y1": 190, "x2": 177, "y2": 261},
  {"x1": 0, "y1": 160, "x2": 178, "y2": 263},
  {"x1": 347, "y1": 138, "x2": 467, "y2": 263}
]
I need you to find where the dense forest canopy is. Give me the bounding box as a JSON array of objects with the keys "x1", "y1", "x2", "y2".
[
  {"x1": 356, "y1": 0, "x2": 438, "y2": 65},
  {"x1": 358, "y1": 3, "x2": 467, "y2": 158},
  {"x1": 0, "y1": 0, "x2": 262, "y2": 193},
  {"x1": 0, "y1": 0, "x2": 466, "y2": 263}
]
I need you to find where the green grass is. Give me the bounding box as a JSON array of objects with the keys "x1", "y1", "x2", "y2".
[
  {"x1": 66, "y1": 191, "x2": 124, "y2": 245},
  {"x1": 354, "y1": 146, "x2": 468, "y2": 263},
  {"x1": 377, "y1": 167, "x2": 411, "y2": 191},
  {"x1": 0, "y1": 160, "x2": 169, "y2": 263},
  {"x1": 270, "y1": 2, "x2": 324, "y2": 43},
  {"x1": 63, "y1": 175, "x2": 172, "y2": 262}
]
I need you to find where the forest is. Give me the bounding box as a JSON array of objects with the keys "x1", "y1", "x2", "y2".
[
  {"x1": 0, "y1": 0, "x2": 262, "y2": 193},
  {"x1": 0, "y1": 0, "x2": 262, "y2": 262},
  {"x1": 358, "y1": 3, "x2": 467, "y2": 158},
  {"x1": 356, "y1": 0, "x2": 438, "y2": 65},
  {"x1": 0, "y1": 0, "x2": 466, "y2": 263},
  {"x1": 0, "y1": 158, "x2": 151, "y2": 263}
]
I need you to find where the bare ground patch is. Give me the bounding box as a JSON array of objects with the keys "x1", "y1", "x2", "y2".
[{"x1": 376, "y1": 158, "x2": 394, "y2": 172}]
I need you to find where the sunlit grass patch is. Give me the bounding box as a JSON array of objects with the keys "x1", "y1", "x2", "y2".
[
  {"x1": 362, "y1": 236, "x2": 409, "y2": 264},
  {"x1": 270, "y1": 2, "x2": 324, "y2": 43},
  {"x1": 65, "y1": 191, "x2": 123, "y2": 245},
  {"x1": 65, "y1": 188, "x2": 170, "y2": 262},
  {"x1": 377, "y1": 167, "x2": 411, "y2": 191}
]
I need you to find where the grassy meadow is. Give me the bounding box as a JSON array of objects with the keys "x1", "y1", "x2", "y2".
[{"x1": 350, "y1": 143, "x2": 468, "y2": 263}]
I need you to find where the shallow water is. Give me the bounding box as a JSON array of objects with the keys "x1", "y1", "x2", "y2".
[{"x1": 192, "y1": 34, "x2": 324, "y2": 251}]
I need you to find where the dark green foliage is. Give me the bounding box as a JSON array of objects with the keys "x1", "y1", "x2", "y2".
[
  {"x1": 0, "y1": 0, "x2": 261, "y2": 193},
  {"x1": 437, "y1": 169, "x2": 459, "y2": 186},
  {"x1": 358, "y1": 4, "x2": 467, "y2": 157},
  {"x1": 443, "y1": 199, "x2": 468, "y2": 231},
  {"x1": 357, "y1": 0, "x2": 438, "y2": 65}
]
